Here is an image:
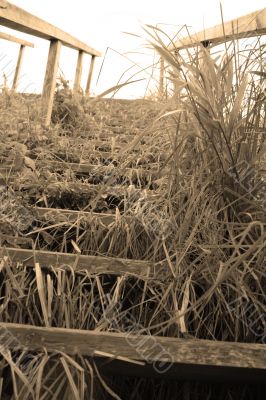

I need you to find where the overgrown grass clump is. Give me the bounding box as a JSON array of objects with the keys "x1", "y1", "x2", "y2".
[{"x1": 0, "y1": 28, "x2": 265, "y2": 399}]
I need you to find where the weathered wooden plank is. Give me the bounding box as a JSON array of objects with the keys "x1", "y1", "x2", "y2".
[
  {"x1": 12, "y1": 44, "x2": 25, "y2": 90},
  {"x1": 77, "y1": 131, "x2": 143, "y2": 141},
  {"x1": 173, "y1": 8, "x2": 266, "y2": 50},
  {"x1": 0, "y1": 30, "x2": 34, "y2": 47},
  {"x1": 0, "y1": 161, "x2": 160, "y2": 188},
  {"x1": 73, "y1": 50, "x2": 84, "y2": 92},
  {"x1": 41, "y1": 138, "x2": 163, "y2": 152},
  {"x1": 73, "y1": 139, "x2": 123, "y2": 149},
  {"x1": 0, "y1": 1, "x2": 101, "y2": 56},
  {"x1": 0, "y1": 247, "x2": 154, "y2": 276},
  {"x1": 76, "y1": 128, "x2": 170, "y2": 144},
  {"x1": 32, "y1": 206, "x2": 116, "y2": 225},
  {"x1": 42, "y1": 40, "x2": 61, "y2": 126},
  {"x1": 0, "y1": 167, "x2": 159, "y2": 198},
  {"x1": 86, "y1": 55, "x2": 96, "y2": 95},
  {"x1": 29, "y1": 208, "x2": 266, "y2": 235},
  {"x1": 37, "y1": 160, "x2": 160, "y2": 179},
  {"x1": 1, "y1": 323, "x2": 265, "y2": 383}
]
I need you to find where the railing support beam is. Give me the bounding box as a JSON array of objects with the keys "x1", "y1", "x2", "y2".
[
  {"x1": 42, "y1": 39, "x2": 61, "y2": 126},
  {"x1": 86, "y1": 55, "x2": 95, "y2": 95},
  {"x1": 12, "y1": 44, "x2": 25, "y2": 91},
  {"x1": 74, "y1": 50, "x2": 84, "y2": 92}
]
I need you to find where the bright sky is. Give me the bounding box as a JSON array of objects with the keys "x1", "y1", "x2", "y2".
[{"x1": 0, "y1": 0, "x2": 265, "y2": 97}]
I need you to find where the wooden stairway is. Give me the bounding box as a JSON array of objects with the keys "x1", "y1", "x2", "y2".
[{"x1": 0, "y1": 97, "x2": 265, "y2": 398}]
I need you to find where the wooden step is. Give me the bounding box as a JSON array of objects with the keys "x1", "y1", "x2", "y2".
[
  {"x1": 1, "y1": 323, "x2": 265, "y2": 383},
  {"x1": 0, "y1": 247, "x2": 156, "y2": 276},
  {"x1": 24, "y1": 181, "x2": 158, "y2": 202},
  {"x1": 0, "y1": 162, "x2": 163, "y2": 189},
  {"x1": 32, "y1": 206, "x2": 117, "y2": 225},
  {"x1": 36, "y1": 160, "x2": 161, "y2": 179}
]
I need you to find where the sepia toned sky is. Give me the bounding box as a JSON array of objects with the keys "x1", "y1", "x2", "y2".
[{"x1": 0, "y1": 0, "x2": 265, "y2": 97}]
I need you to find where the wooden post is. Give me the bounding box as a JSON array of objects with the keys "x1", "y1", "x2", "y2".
[
  {"x1": 74, "y1": 50, "x2": 84, "y2": 92},
  {"x1": 200, "y1": 40, "x2": 211, "y2": 76},
  {"x1": 12, "y1": 44, "x2": 25, "y2": 91},
  {"x1": 42, "y1": 40, "x2": 61, "y2": 126},
  {"x1": 86, "y1": 55, "x2": 95, "y2": 95},
  {"x1": 159, "y1": 57, "x2": 164, "y2": 99}
]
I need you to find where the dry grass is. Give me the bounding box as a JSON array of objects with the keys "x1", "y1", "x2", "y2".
[{"x1": 0, "y1": 31, "x2": 265, "y2": 399}]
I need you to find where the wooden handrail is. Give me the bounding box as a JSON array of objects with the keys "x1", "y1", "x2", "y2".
[
  {"x1": 0, "y1": 0, "x2": 100, "y2": 56},
  {"x1": 0, "y1": 29, "x2": 34, "y2": 90},
  {"x1": 0, "y1": 1, "x2": 101, "y2": 124},
  {"x1": 171, "y1": 7, "x2": 266, "y2": 50},
  {"x1": 0, "y1": 30, "x2": 33, "y2": 47}
]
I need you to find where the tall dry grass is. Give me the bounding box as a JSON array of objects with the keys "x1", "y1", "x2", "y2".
[{"x1": 0, "y1": 27, "x2": 265, "y2": 399}]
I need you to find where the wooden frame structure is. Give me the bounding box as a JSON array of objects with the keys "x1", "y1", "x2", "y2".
[
  {"x1": 0, "y1": 30, "x2": 34, "y2": 90},
  {"x1": 1, "y1": 243, "x2": 266, "y2": 385},
  {"x1": 0, "y1": 0, "x2": 101, "y2": 125},
  {"x1": 159, "y1": 7, "x2": 266, "y2": 94},
  {"x1": 0, "y1": 4, "x2": 265, "y2": 389},
  {"x1": 174, "y1": 7, "x2": 266, "y2": 50}
]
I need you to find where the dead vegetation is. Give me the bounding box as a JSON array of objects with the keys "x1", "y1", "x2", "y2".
[{"x1": 0, "y1": 32, "x2": 265, "y2": 399}]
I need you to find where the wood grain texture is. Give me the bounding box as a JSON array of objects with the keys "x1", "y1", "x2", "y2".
[
  {"x1": 0, "y1": 247, "x2": 155, "y2": 276},
  {"x1": 74, "y1": 50, "x2": 84, "y2": 92},
  {"x1": 173, "y1": 8, "x2": 266, "y2": 50},
  {"x1": 32, "y1": 206, "x2": 116, "y2": 225},
  {"x1": 12, "y1": 44, "x2": 25, "y2": 90},
  {"x1": 0, "y1": 30, "x2": 33, "y2": 47},
  {"x1": 1, "y1": 323, "x2": 265, "y2": 383},
  {"x1": 0, "y1": 1, "x2": 100, "y2": 56},
  {"x1": 86, "y1": 55, "x2": 96, "y2": 94},
  {"x1": 36, "y1": 160, "x2": 160, "y2": 179},
  {"x1": 42, "y1": 39, "x2": 61, "y2": 126}
]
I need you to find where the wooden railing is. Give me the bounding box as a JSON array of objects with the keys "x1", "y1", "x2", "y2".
[
  {"x1": 0, "y1": 0, "x2": 101, "y2": 125},
  {"x1": 0, "y1": 30, "x2": 34, "y2": 90},
  {"x1": 1, "y1": 4, "x2": 265, "y2": 389},
  {"x1": 173, "y1": 7, "x2": 266, "y2": 50},
  {"x1": 159, "y1": 8, "x2": 266, "y2": 94}
]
